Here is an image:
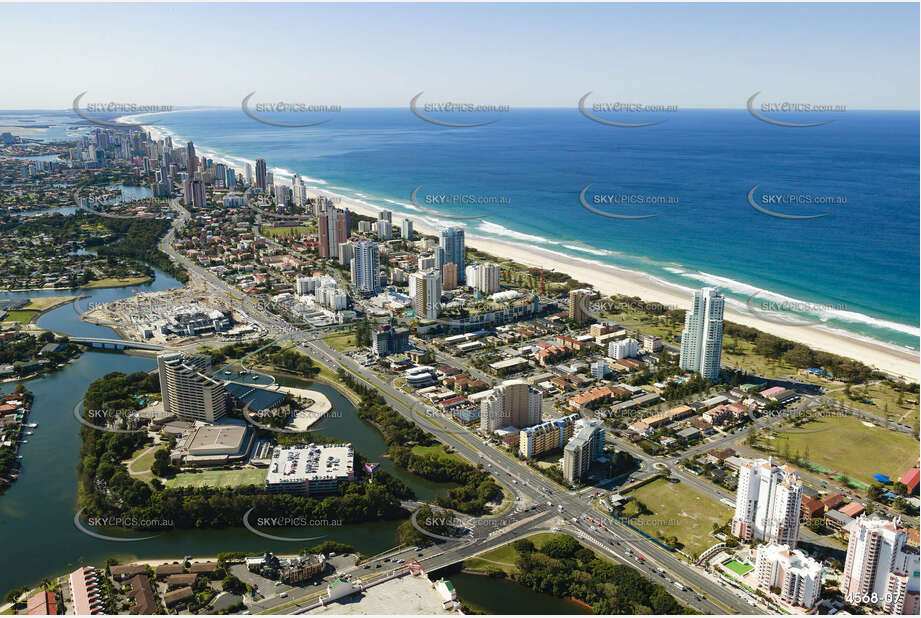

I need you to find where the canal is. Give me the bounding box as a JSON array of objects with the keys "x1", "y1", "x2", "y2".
[{"x1": 0, "y1": 267, "x2": 452, "y2": 596}]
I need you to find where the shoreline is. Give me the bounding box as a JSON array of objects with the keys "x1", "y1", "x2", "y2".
[
  {"x1": 321, "y1": 189, "x2": 921, "y2": 381},
  {"x1": 134, "y1": 119, "x2": 920, "y2": 381}
]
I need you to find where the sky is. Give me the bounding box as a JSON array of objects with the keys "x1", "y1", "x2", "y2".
[{"x1": 0, "y1": 2, "x2": 918, "y2": 110}]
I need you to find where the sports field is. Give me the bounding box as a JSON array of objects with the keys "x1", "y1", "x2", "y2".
[
  {"x1": 762, "y1": 416, "x2": 918, "y2": 485},
  {"x1": 165, "y1": 467, "x2": 266, "y2": 489},
  {"x1": 622, "y1": 478, "x2": 732, "y2": 557}
]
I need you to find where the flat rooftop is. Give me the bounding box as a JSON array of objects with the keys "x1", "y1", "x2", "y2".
[
  {"x1": 187, "y1": 424, "x2": 249, "y2": 455},
  {"x1": 307, "y1": 574, "x2": 457, "y2": 615},
  {"x1": 265, "y1": 443, "x2": 354, "y2": 485}
]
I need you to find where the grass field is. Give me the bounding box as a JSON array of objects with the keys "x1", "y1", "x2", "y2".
[
  {"x1": 261, "y1": 225, "x2": 312, "y2": 238},
  {"x1": 757, "y1": 416, "x2": 919, "y2": 485},
  {"x1": 165, "y1": 467, "x2": 266, "y2": 489},
  {"x1": 23, "y1": 296, "x2": 77, "y2": 311},
  {"x1": 622, "y1": 478, "x2": 732, "y2": 557},
  {"x1": 2, "y1": 310, "x2": 38, "y2": 323},
  {"x1": 323, "y1": 331, "x2": 358, "y2": 353},
  {"x1": 464, "y1": 532, "x2": 559, "y2": 573},
  {"x1": 411, "y1": 444, "x2": 465, "y2": 464},
  {"x1": 825, "y1": 383, "x2": 920, "y2": 430},
  {"x1": 126, "y1": 445, "x2": 161, "y2": 475}
]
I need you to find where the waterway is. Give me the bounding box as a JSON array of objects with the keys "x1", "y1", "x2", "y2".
[
  {"x1": 445, "y1": 572, "x2": 593, "y2": 615},
  {"x1": 0, "y1": 267, "x2": 454, "y2": 596}
]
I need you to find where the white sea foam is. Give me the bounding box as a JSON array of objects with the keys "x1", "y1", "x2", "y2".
[{"x1": 139, "y1": 117, "x2": 918, "y2": 351}]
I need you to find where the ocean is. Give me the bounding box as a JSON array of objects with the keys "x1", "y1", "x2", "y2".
[{"x1": 7, "y1": 107, "x2": 920, "y2": 352}]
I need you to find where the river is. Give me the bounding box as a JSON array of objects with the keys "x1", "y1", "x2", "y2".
[{"x1": 0, "y1": 268, "x2": 439, "y2": 595}]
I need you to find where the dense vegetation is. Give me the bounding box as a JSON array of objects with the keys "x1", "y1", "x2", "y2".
[
  {"x1": 723, "y1": 322, "x2": 874, "y2": 383},
  {"x1": 338, "y1": 369, "x2": 502, "y2": 514},
  {"x1": 77, "y1": 371, "x2": 412, "y2": 529},
  {"x1": 508, "y1": 535, "x2": 696, "y2": 614}
]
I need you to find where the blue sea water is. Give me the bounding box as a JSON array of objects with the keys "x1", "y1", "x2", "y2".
[{"x1": 8, "y1": 107, "x2": 919, "y2": 352}]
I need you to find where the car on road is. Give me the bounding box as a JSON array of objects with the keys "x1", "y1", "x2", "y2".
[{"x1": 279, "y1": 593, "x2": 288, "y2": 598}]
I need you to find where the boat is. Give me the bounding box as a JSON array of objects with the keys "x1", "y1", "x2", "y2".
[
  {"x1": 25, "y1": 423, "x2": 37, "y2": 428},
  {"x1": 224, "y1": 371, "x2": 232, "y2": 376}
]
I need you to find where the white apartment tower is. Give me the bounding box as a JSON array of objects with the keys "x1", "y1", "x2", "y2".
[
  {"x1": 679, "y1": 287, "x2": 724, "y2": 380},
  {"x1": 479, "y1": 379, "x2": 542, "y2": 433},
  {"x1": 157, "y1": 352, "x2": 226, "y2": 422},
  {"x1": 841, "y1": 515, "x2": 920, "y2": 614},
  {"x1": 466, "y1": 263, "x2": 501, "y2": 295},
  {"x1": 409, "y1": 269, "x2": 442, "y2": 320},
  {"x1": 754, "y1": 544, "x2": 823, "y2": 609},
  {"x1": 732, "y1": 457, "x2": 803, "y2": 547}
]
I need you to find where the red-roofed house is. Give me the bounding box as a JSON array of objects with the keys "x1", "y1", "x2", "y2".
[
  {"x1": 26, "y1": 590, "x2": 56, "y2": 616},
  {"x1": 839, "y1": 502, "x2": 865, "y2": 518},
  {"x1": 68, "y1": 567, "x2": 105, "y2": 615},
  {"x1": 900, "y1": 468, "x2": 920, "y2": 495}
]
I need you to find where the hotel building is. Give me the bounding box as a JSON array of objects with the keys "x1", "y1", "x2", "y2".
[
  {"x1": 479, "y1": 379, "x2": 542, "y2": 433},
  {"x1": 519, "y1": 413, "x2": 580, "y2": 458},
  {"x1": 732, "y1": 457, "x2": 803, "y2": 547},
  {"x1": 157, "y1": 352, "x2": 226, "y2": 422}
]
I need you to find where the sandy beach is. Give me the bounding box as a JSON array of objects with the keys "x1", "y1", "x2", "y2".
[
  {"x1": 324, "y1": 191, "x2": 920, "y2": 381},
  {"x1": 135, "y1": 119, "x2": 919, "y2": 381}
]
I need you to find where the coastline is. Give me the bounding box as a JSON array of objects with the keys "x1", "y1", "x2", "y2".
[
  {"x1": 135, "y1": 119, "x2": 920, "y2": 381},
  {"x1": 331, "y1": 189, "x2": 921, "y2": 381}
]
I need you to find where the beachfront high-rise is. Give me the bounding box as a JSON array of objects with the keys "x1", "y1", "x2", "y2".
[
  {"x1": 841, "y1": 515, "x2": 920, "y2": 614},
  {"x1": 568, "y1": 289, "x2": 591, "y2": 324},
  {"x1": 679, "y1": 287, "x2": 724, "y2": 381},
  {"x1": 318, "y1": 206, "x2": 350, "y2": 258},
  {"x1": 732, "y1": 457, "x2": 803, "y2": 547},
  {"x1": 479, "y1": 379, "x2": 542, "y2": 433},
  {"x1": 350, "y1": 240, "x2": 381, "y2": 294},
  {"x1": 157, "y1": 352, "x2": 226, "y2": 423},
  {"x1": 401, "y1": 218, "x2": 413, "y2": 240},
  {"x1": 254, "y1": 158, "x2": 267, "y2": 190},
  {"x1": 409, "y1": 269, "x2": 442, "y2": 320},
  {"x1": 185, "y1": 141, "x2": 197, "y2": 176},
  {"x1": 466, "y1": 262, "x2": 501, "y2": 295},
  {"x1": 438, "y1": 227, "x2": 466, "y2": 284}
]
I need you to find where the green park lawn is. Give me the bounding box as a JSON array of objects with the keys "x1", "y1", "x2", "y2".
[
  {"x1": 323, "y1": 332, "x2": 358, "y2": 353},
  {"x1": 2, "y1": 310, "x2": 38, "y2": 323},
  {"x1": 621, "y1": 478, "x2": 732, "y2": 558},
  {"x1": 411, "y1": 444, "x2": 465, "y2": 464},
  {"x1": 165, "y1": 467, "x2": 267, "y2": 489},
  {"x1": 464, "y1": 532, "x2": 559, "y2": 573},
  {"x1": 757, "y1": 415, "x2": 919, "y2": 485}
]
